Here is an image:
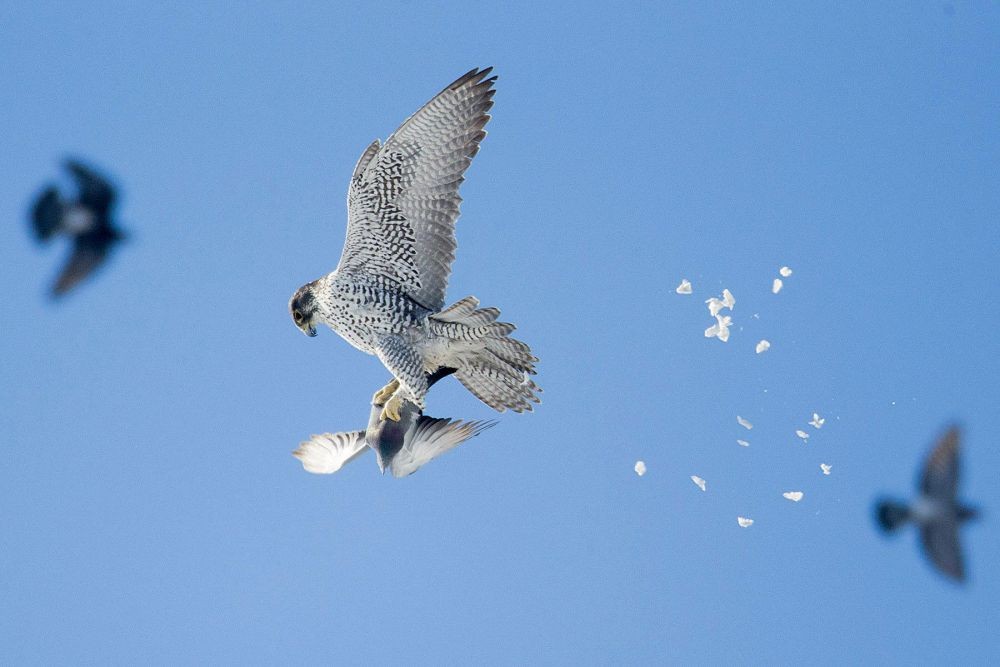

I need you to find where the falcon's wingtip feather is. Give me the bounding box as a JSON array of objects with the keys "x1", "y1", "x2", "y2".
[{"x1": 451, "y1": 66, "x2": 496, "y2": 91}]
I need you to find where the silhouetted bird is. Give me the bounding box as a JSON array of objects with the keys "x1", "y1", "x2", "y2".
[
  {"x1": 31, "y1": 160, "x2": 126, "y2": 296},
  {"x1": 875, "y1": 425, "x2": 979, "y2": 582},
  {"x1": 293, "y1": 369, "x2": 495, "y2": 478}
]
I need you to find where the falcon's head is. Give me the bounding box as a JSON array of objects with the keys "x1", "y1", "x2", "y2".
[{"x1": 289, "y1": 283, "x2": 319, "y2": 337}]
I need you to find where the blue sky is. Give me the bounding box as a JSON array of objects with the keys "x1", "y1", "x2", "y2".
[{"x1": 1, "y1": 2, "x2": 998, "y2": 663}]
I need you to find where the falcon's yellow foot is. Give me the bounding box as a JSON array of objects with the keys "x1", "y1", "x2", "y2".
[
  {"x1": 372, "y1": 378, "x2": 400, "y2": 406},
  {"x1": 379, "y1": 394, "x2": 404, "y2": 422}
]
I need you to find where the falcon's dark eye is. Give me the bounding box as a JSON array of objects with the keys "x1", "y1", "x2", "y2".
[{"x1": 293, "y1": 310, "x2": 303, "y2": 324}]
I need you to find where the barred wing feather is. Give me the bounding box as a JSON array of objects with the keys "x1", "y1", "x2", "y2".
[{"x1": 337, "y1": 67, "x2": 497, "y2": 311}]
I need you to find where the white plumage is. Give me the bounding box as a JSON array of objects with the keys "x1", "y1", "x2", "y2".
[{"x1": 289, "y1": 67, "x2": 539, "y2": 420}]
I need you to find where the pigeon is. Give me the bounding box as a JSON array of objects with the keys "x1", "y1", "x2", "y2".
[
  {"x1": 31, "y1": 159, "x2": 126, "y2": 296},
  {"x1": 293, "y1": 368, "x2": 495, "y2": 478},
  {"x1": 875, "y1": 425, "x2": 980, "y2": 582}
]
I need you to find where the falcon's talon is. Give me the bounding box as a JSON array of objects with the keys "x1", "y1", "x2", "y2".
[
  {"x1": 372, "y1": 378, "x2": 400, "y2": 406},
  {"x1": 379, "y1": 394, "x2": 404, "y2": 422}
]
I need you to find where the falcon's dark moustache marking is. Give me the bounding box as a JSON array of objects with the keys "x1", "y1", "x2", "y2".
[{"x1": 290, "y1": 285, "x2": 317, "y2": 317}]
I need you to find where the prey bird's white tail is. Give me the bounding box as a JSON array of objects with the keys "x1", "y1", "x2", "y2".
[{"x1": 430, "y1": 296, "x2": 541, "y2": 413}]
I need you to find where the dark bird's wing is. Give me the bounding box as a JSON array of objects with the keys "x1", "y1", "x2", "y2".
[
  {"x1": 920, "y1": 520, "x2": 965, "y2": 582},
  {"x1": 52, "y1": 237, "x2": 112, "y2": 296},
  {"x1": 336, "y1": 68, "x2": 497, "y2": 311},
  {"x1": 920, "y1": 425, "x2": 960, "y2": 501},
  {"x1": 66, "y1": 160, "x2": 116, "y2": 217},
  {"x1": 293, "y1": 431, "x2": 368, "y2": 474},
  {"x1": 31, "y1": 186, "x2": 64, "y2": 241},
  {"x1": 388, "y1": 418, "x2": 495, "y2": 478}
]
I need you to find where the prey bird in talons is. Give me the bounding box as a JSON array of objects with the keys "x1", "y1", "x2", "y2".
[
  {"x1": 293, "y1": 368, "x2": 495, "y2": 478},
  {"x1": 31, "y1": 159, "x2": 126, "y2": 297},
  {"x1": 875, "y1": 425, "x2": 980, "y2": 583},
  {"x1": 289, "y1": 67, "x2": 540, "y2": 422}
]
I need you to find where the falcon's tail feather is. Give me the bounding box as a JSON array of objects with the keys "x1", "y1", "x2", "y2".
[{"x1": 430, "y1": 296, "x2": 540, "y2": 413}]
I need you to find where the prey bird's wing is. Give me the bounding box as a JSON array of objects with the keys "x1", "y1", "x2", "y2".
[
  {"x1": 389, "y1": 418, "x2": 495, "y2": 478},
  {"x1": 920, "y1": 425, "x2": 960, "y2": 501},
  {"x1": 336, "y1": 67, "x2": 497, "y2": 311},
  {"x1": 66, "y1": 159, "x2": 116, "y2": 217},
  {"x1": 920, "y1": 520, "x2": 965, "y2": 582},
  {"x1": 293, "y1": 431, "x2": 368, "y2": 474}
]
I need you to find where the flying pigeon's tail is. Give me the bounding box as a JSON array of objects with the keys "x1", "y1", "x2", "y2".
[
  {"x1": 293, "y1": 431, "x2": 368, "y2": 474},
  {"x1": 429, "y1": 296, "x2": 541, "y2": 413},
  {"x1": 875, "y1": 498, "x2": 911, "y2": 533},
  {"x1": 31, "y1": 186, "x2": 64, "y2": 241}
]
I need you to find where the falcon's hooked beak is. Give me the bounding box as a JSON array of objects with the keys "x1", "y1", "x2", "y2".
[{"x1": 289, "y1": 284, "x2": 319, "y2": 337}]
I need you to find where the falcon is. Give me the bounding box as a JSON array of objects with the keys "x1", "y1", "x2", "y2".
[
  {"x1": 875, "y1": 425, "x2": 980, "y2": 582},
  {"x1": 293, "y1": 368, "x2": 495, "y2": 478},
  {"x1": 31, "y1": 159, "x2": 126, "y2": 297},
  {"x1": 289, "y1": 67, "x2": 539, "y2": 421}
]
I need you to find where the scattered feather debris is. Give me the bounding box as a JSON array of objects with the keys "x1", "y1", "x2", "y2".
[
  {"x1": 704, "y1": 314, "x2": 732, "y2": 342},
  {"x1": 737, "y1": 439, "x2": 750, "y2": 447},
  {"x1": 755, "y1": 339, "x2": 770, "y2": 354},
  {"x1": 634, "y1": 460, "x2": 646, "y2": 477},
  {"x1": 779, "y1": 266, "x2": 793, "y2": 277},
  {"x1": 782, "y1": 491, "x2": 804, "y2": 502},
  {"x1": 737, "y1": 516, "x2": 754, "y2": 528},
  {"x1": 820, "y1": 463, "x2": 832, "y2": 475},
  {"x1": 737, "y1": 415, "x2": 753, "y2": 430},
  {"x1": 809, "y1": 413, "x2": 825, "y2": 429},
  {"x1": 675, "y1": 279, "x2": 692, "y2": 294},
  {"x1": 704, "y1": 289, "x2": 735, "y2": 341},
  {"x1": 796, "y1": 429, "x2": 810, "y2": 441},
  {"x1": 690, "y1": 475, "x2": 707, "y2": 491},
  {"x1": 772, "y1": 278, "x2": 783, "y2": 294},
  {"x1": 705, "y1": 289, "x2": 736, "y2": 316}
]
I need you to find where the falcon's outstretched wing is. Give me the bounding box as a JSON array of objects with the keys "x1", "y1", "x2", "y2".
[
  {"x1": 920, "y1": 425, "x2": 960, "y2": 501},
  {"x1": 336, "y1": 67, "x2": 497, "y2": 311},
  {"x1": 293, "y1": 431, "x2": 368, "y2": 474}
]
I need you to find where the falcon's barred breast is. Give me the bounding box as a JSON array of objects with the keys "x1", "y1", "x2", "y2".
[{"x1": 289, "y1": 67, "x2": 540, "y2": 420}]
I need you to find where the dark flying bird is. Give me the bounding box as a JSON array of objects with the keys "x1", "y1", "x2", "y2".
[
  {"x1": 293, "y1": 369, "x2": 495, "y2": 478},
  {"x1": 31, "y1": 159, "x2": 126, "y2": 296},
  {"x1": 288, "y1": 67, "x2": 539, "y2": 423},
  {"x1": 875, "y1": 425, "x2": 980, "y2": 582}
]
